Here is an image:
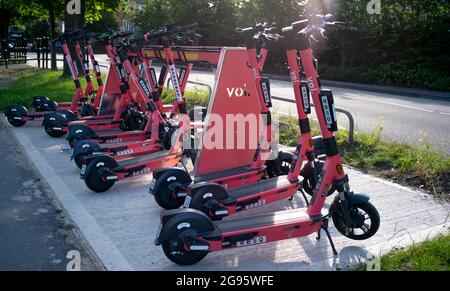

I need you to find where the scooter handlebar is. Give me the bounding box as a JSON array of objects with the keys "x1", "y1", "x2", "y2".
[{"x1": 144, "y1": 23, "x2": 199, "y2": 41}]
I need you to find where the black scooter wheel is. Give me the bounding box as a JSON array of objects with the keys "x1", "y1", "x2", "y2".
[
  {"x1": 32, "y1": 96, "x2": 50, "y2": 110},
  {"x1": 162, "y1": 238, "x2": 208, "y2": 266},
  {"x1": 7, "y1": 118, "x2": 27, "y2": 128},
  {"x1": 332, "y1": 201, "x2": 380, "y2": 241},
  {"x1": 5, "y1": 105, "x2": 28, "y2": 127},
  {"x1": 57, "y1": 110, "x2": 78, "y2": 122},
  {"x1": 44, "y1": 123, "x2": 66, "y2": 138},
  {"x1": 154, "y1": 178, "x2": 186, "y2": 210},
  {"x1": 74, "y1": 154, "x2": 86, "y2": 169},
  {"x1": 84, "y1": 166, "x2": 115, "y2": 193}
]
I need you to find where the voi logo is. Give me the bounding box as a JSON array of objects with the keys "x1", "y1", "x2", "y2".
[{"x1": 227, "y1": 84, "x2": 248, "y2": 98}]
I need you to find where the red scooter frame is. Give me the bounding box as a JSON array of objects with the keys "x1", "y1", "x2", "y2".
[
  {"x1": 66, "y1": 46, "x2": 192, "y2": 148},
  {"x1": 79, "y1": 24, "x2": 199, "y2": 193},
  {"x1": 5, "y1": 33, "x2": 94, "y2": 128},
  {"x1": 155, "y1": 16, "x2": 380, "y2": 266},
  {"x1": 46, "y1": 36, "x2": 157, "y2": 139},
  {"x1": 149, "y1": 26, "x2": 292, "y2": 211},
  {"x1": 150, "y1": 24, "x2": 310, "y2": 216}
]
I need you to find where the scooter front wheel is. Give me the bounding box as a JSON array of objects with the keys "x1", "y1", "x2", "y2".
[
  {"x1": 162, "y1": 238, "x2": 208, "y2": 266},
  {"x1": 332, "y1": 201, "x2": 380, "y2": 241}
]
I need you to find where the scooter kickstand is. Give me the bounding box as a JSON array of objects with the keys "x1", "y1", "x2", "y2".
[
  {"x1": 322, "y1": 219, "x2": 338, "y2": 256},
  {"x1": 301, "y1": 190, "x2": 310, "y2": 207}
]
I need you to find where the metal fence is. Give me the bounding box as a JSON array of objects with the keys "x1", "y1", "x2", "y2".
[{"x1": 1, "y1": 39, "x2": 28, "y2": 68}]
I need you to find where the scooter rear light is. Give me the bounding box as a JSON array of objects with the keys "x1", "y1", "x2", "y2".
[{"x1": 336, "y1": 164, "x2": 344, "y2": 176}]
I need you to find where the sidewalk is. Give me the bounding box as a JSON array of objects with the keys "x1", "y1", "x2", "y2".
[{"x1": 4, "y1": 118, "x2": 449, "y2": 271}]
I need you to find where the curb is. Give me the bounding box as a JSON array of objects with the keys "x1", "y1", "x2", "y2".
[{"x1": 3, "y1": 119, "x2": 134, "y2": 271}]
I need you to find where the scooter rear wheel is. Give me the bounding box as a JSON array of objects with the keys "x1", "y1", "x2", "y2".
[
  {"x1": 162, "y1": 238, "x2": 208, "y2": 266},
  {"x1": 154, "y1": 179, "x2": 186, "y2": 210},
  {"x1": 332, "y1": 201, "x2": 380, "y2": 241},
  {"x1": 84, "y1": 166, "x2": 115, "y2": 193},
  {"x1": 8, "y1": 118, "x2": 27, "y2": 128},
  {"x1": 44, "y1": 123, "x2": 66, "y2": 138}
]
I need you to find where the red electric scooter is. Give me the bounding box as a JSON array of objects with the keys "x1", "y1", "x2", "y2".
[
  {"x1": 70, "y1": 38, "x2": 223, "y2": 169},
  {"x1": 43, "y1": 31, "x2": 151, "y2": 138},
  {"x1": 5, "y1": 31, "x2": 98, "y2": 128},
  {"x1": 79, "y1": 24, "x2": 200, "y2": 193},
  {"x1": 31, "y1": 31, "x2": 105, "y2": 113},
  {"x1": 149, "y1": 23, "x2": 300, "y2": 212},
  {"x1": 65, "y1": 40, "x2": 192, "y2": 149},
  {"x1": 155, "y1": 15, "x2": 380, "y2": 266}
]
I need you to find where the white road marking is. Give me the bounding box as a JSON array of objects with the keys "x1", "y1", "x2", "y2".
[
  {"x1": 439, "y1": 112, "x2": 450, "y2": 116},
  {"x1": 343, "y1": 96, "x2": 435, "y2": 113}
]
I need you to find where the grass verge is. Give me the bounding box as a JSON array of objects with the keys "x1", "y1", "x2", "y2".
[
  {"x1": 0, "y1": 68, "x2": 92, "y2": 110},
  {"x1": 356, "y1": 234, "x2": 450, "y2": 271},
  {"x1": 278, "y1": 115, "x2": 450, "y2": 200}
]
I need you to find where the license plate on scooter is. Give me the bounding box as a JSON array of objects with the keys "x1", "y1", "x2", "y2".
[
  {"x1": 149, "y1": 179, "x2": 157, "y2": 195},
  {"x1": 236, "y1": 236, "x2": 267, "y2": 248},
  {"x1": 183, "y1": 195, "x2": 192, "y2": 208}
]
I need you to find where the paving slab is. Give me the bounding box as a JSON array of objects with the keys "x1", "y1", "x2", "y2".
[{"x1": 4, "y1": 118, "x2": 449, "y2": 271}]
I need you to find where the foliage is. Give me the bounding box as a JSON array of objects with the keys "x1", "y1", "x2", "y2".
[
  {"x1": 379, "y1": 235, "x2": 450, "y2": 271},
  {"x1": 278, "y1": 114, "x2": 450, "y2": 196},
  {"x1": 356, "y1": 235, "x2": 450, "y2": 271},
  {"x1": 86, "y1": 11, "x2": 120, "y2": 32}
]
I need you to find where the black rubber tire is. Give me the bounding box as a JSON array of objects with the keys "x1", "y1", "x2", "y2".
[
  {"x1": 162, "y1": 239, "x2": 208, "y2": 266},
  {"x1": 84, "y1": 166, "x2": 115, "y2": 193},
  {"x1": 74, "y1": 154, "x2": 86, "y2": 169},
  {"x1": 154, "y1": 179, "x2": 186, "y2": 210},
  {"x1": 44, "y1": 123, "x2": 66, "y2": 138},
  {"x1": 332, "y1": 201, "x2": 380, "y2": 241},
  {"x1": 7, "y1": 118, "x2": 27, "y2": 128}
]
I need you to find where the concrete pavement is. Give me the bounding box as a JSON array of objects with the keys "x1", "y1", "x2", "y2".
[
  {"x1": 4, "y1": 118, "x2": 449, "y2": 271},
  {"x1": 0, "y1": 120, "x2": 102, "y2": 271}
]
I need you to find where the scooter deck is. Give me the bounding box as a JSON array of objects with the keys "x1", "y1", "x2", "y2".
[
  {"x1": 116, "y1": 150, "x2": 177, "y2": 169},
  {"x1": 91, "y1": 129, "x2": 146, "y2": 137},
  {"x1": 217, "y1": 208, "x2": 310, "y2": 233},
  {"x1": 194, "y1": 165, "x2": 264, "y2": 183},
  {"x1": 228, "y1": 176, "x2": 297, "y2": 199},
  {"x1": 72, "y1": 117, "x2": 118, "y2": 125}
]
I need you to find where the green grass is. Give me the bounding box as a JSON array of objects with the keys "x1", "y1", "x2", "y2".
[
  {"x1": 278, "y1": 115, "x2": 450, "y2": 197},
  {"x1": 356, "y1": 234, "x2": 450, "y2": 271},
  {"x1": 0, "y1": 68, "x2": 211, "y2": 112},
  {"x1": 161, "y1": 86, "x2": 210, "y2": 109},
  {"x1": 0, "y1": 69, "x2": 90, "y2": 110}
]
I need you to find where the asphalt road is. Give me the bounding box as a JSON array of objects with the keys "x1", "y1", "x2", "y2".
[
  {"x1": 0, "y1": 120, "x2": 102, "y2": 271},
  {"x1": 27, "y1": 53, "x2": 450, "y2": 155}
]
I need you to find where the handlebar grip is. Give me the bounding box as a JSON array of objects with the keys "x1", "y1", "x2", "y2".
[{"x1": 236, "y1": 27, "x2": 255, "y2": 34}]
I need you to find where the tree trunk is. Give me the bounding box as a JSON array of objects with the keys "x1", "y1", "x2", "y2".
[
  {"x1": 0, "y1": 9, "x2": 12, "y2": 40},
  {"x1": 62, "y1": 0, "x2": 86, "y2": 77},
  {"x1": 49, "y1": 7, "x2": 57, "y2": 70}
]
